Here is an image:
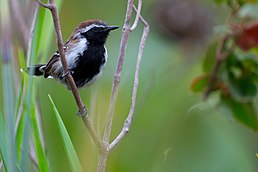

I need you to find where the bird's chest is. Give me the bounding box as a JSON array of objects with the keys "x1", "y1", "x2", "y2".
[
  {"x1": 77, "y1": 45, "x2": 106, "y2": 72},
  {"x1": 71, "y1": 45, "x2": 107, "y2": 86}
]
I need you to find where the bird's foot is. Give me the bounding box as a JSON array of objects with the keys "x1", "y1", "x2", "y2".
[
  {"x1": 61, "y1": 69, "x2": 74, "y2": 78},
  {"x1": 76, "y1": 106, "x2": 88, "y2": 117}
]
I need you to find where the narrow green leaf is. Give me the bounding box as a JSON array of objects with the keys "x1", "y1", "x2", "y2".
[
  {"x1": 15, "y1": 50, "x2": 26, "y2": 157},
  {"x1": 203, "y1": 42, "x2": 217, "y2": 73},
  {"x1": 190, "y1": 74, "x2": 208, "y2": 93},
  {"x1": 30, "y1": 102, "x2": 49, "y2": 172},
  {"x1": 48, "y1": 95, "x2": 83, "y2": 172},
  {"x1": 25, "y1": 7, "x2": 49, "y2": 171},
  {"x1": 2, "y1": 62, "x2": 17, "y2": 172},
  {"x1": 16, "y1": 49, "x2": 27, "y2": 161},
  {"x1": 20, "y1": 115, "x2": 31, "y2": 172},
  {"x1": 15, "y1": 50, "x2": 26, "y2": 118},
  {"x1": 0, "y1": 112, "x2": 7, "y2": 170},
  {"x1": 39, "y1": 0, "x2": 63, "y2": 62}
]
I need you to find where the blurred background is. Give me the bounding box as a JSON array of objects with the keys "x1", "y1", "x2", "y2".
[{"x1": 1, "y1": 0, "x2": 258, "y2": 172}]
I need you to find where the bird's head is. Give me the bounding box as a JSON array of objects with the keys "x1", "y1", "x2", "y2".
[{"x1": 71, "y1": 19, "x2": 119, "y2": 45}]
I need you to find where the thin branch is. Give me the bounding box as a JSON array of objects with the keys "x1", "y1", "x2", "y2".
[
  {"x1": 203, "y1": 33, "x2": 235, "y2": 99},
  {"x1": 98, "y1": 1, "x2": 135, "y2": 171},
  {"x1": 130, "y1": 0, "x2": 143, "y2": 31},
  {"x1": 203, "y1": 9, "x2": 237, "y2": 99},
  {"x1": 35, "y1": 0, "x2": 102, "y2": 149},
  {"x1": 109, "y1": 7, "x2": 149, "y2": 152},
  {"x1": 98, "y1": 1, "x2": 149, "y2": 171},
  {"x1": 29, "y1": 152, "x2": 39, "y2": 169},
  {"x1": 29, "y1": 140, "x2": 39, "y2": 169},
  {"x1": 35, "y1": 0, "x2": 52, "y2": 9},
  {"x1": 103, "y1": 0, "x2": 134, "y2": 146},
  {"x1": 82, "y1": 116, "x2": 103, "y2": 149},
  {"x1": 133, "y1": 5, "x2": 149, "y2": 28}
]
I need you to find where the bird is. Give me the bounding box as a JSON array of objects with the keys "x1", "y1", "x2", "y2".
[{"x1": 27, "y1": 19, "x2": 119, "y2": 89}]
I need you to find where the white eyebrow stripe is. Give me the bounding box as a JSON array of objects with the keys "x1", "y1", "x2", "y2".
[{"x1": 80, "y1": 24, "x2": 106, "y2": 33}]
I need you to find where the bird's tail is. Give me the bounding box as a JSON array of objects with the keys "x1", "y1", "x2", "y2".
[{"x1": 26, "y1": 64, "x2": 46, "y2": 76}]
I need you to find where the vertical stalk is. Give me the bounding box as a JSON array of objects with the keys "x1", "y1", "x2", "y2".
[
  {"x1": 98, "y1": 0, "x2": 134, "y2": 171},
  {"x1": 0, "y1": 0, "x2": 17, "y2": 171}
]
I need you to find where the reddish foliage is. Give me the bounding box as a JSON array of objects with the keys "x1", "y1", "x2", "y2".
[{"x1": 234, "y1": 21, "x2": 258, "y2": 51}]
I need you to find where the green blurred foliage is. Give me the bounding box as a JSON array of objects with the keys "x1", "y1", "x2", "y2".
[
  {"x1": 192, "y1": 1, "x2": 258, "y2": 131},
  {"x1": 1, "y1": 0, "x2": 258, "y2": 172}
]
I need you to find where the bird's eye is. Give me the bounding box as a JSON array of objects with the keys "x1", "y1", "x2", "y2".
[{"x1": 92, "y1": 27, "x2": 98, "y2": 32}]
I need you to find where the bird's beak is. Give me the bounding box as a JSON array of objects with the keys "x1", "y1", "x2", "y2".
[{"x1": 102, "y1": 26, "x2": 119, "y2": 32}]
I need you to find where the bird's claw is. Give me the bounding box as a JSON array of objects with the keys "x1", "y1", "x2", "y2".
[
  {"x1": 76, "y1": 106, "x2": 88, "y2": 117},
  {"x1": 61, "y1": 70, "x2": 74, "y2": 78}
]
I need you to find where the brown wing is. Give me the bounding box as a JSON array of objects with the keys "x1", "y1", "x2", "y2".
[
  {"x1": 44, "y1": 37, "x2": 79, "y2": 78},
  {"x1": 44, "y1": 41, "x2": 71, "y2": 78},
  {"x1": 44, "y1": 52, "x2": 60, "y2": 78}
]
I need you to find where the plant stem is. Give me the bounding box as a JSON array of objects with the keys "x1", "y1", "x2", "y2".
[
  {"x1": 98, "y1": 1, "x2": 149, "y2": 171},
  {"x1": 35, "y1": 0, "x2": 102, "y2": 149},
  {"x1": 109, "y1": 10, "x2": 149, "y2": 151},
  {"x1": 97, "y1": 1, "x2": 134, "y2": 171}
]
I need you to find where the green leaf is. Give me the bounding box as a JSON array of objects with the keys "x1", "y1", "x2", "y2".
[
  {"x1": 190, "y1": 74, "x2": 208, "y2": 92},
  {"x1": 2, "y1": 61, "x2": 17, "y2": 172},
  {"x1": 236, "y1": 53, "x2": 258, "y2": 72},
  {"x1": 25, "y1": 7, "x2": 49, "y2": 171},
  {"x1": 16, "y1": 50, "x2": 27, "y2": 161},
  {"x1": 48, "y1": 95, "x2": 83, "y2": 172},
  {"x1": 221, "y1": 96, "x2": 258, "y2": 130},
  {"x1": 226, "y1": 71, "x2": 257, "y2": 101},
  {"x1": 39, "y1": 0, "x2": 63, "y2": 62},
  {"x1": 19, "y1": 115, "x2": 31, "y2": 172},
  {"x1": 30, "y1": 102, "x2": 49, "y2": 172},
  {"x1": 203, "y1": 42, "x2": 217, "y2": 73},
  {"x1": 238, "y1": 3, "x2": 258, "y2": 18}
]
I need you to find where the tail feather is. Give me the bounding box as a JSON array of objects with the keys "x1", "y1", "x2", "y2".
[{"x1": 26, "y1": 64, "x2": 46, "y2": 76}]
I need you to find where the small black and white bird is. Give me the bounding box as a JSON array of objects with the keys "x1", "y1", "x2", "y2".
[{"x1": 27, "y1": 19, "x2": 119, "y2": 89}]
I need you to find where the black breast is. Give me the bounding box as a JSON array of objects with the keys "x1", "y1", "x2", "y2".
[{"x1": 71, "y1": 44, "x2": 106, "y2": 88}]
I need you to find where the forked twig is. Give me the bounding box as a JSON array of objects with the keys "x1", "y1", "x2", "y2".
[
  {"x1": 130, "y1": 0, "x2": 143, "y2": 31},
  {"x1": 98, "y1": 1, "x2": 149, "y2": 171},
  {"x1": 109, "y1": 4, "x2": 149, "y2": 151},
  {"x1": 102, "y1": 0, "x2": 135, "y2": 147}
]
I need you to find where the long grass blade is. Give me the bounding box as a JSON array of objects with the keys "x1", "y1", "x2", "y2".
[
  {"x1": 48, "y1": 95, "x2": 83, "y2": 172},
  {"x1": 30, "y1": 103, "x2": 49, "y2": 172},
  {"x1": 25, "y1": 5, "x2": 50, "y2": 171},
  {"x1": 2, "y1": 57, "x2": 17, "y2": 172},
  {"x1": 19, "y1": 115, "x2": 31, "y2": 172},
  {"x1": 0, "y1": 112, "x2": 7, "y2": 170}
]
